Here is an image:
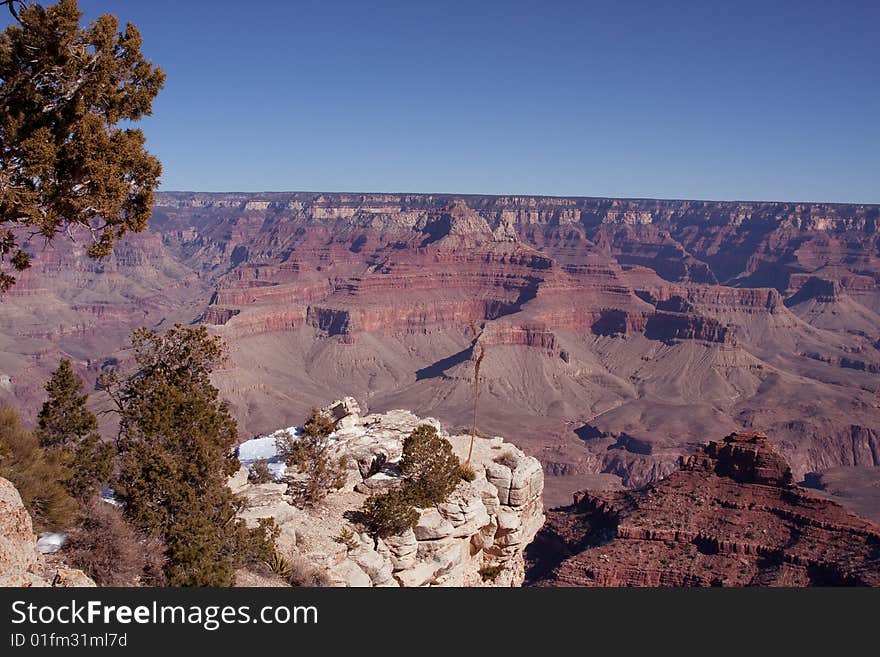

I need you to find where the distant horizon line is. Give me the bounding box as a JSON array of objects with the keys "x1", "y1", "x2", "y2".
[{"x1": 155, "y1": 189, "x2": 880, "y2": 207}]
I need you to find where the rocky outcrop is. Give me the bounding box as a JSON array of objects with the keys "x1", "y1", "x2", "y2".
[
  {"x1": 530, "y1": 433, "x2": 880, "y2": 586},
  {"x1": 232, "y1": 399, "x2": 544, "y2": 587},
  {"x1": 0, "y1": 478, "x2": 95, "y2": 588}
]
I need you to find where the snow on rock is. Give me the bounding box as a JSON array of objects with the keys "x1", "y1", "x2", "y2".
[
  {"x1": 231, "y1": 398, "x2": 544, "y2": 587},
  {"x1": 100, "y1": 486, "x2": 121, "y2": 507},
  {"x1": 237, "y1": 435, "x2": 282, "y2": 461},
  {"x1": 237, "y1": 427, "x2": 301, "y2": 481},
  {"x1": 36, "y1": 532, "x2": 66, "y2": 554}
]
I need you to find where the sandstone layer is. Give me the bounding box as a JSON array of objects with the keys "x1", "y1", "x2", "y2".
[{"x1": 529, "y1": 433, "x2": 880, "y2": 586}]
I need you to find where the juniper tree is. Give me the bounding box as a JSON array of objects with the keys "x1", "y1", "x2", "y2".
[
  {"x1": 36, "y1": 358, "x2": 113, "y2": 499},
  {"x1": 102, "y1": 324, "x2": 276, "y2": 586},
  {"x1": 36, "y1": 359, "x2": 95, "y2": 449},
  {"x1": 0, "y1": 0, "x2": 164, "y2": 291},
  {"x1": 361, "y1": 424, "x2": 462, "y2": 540},
  {"x1": 399, "y1": 424, "x2": 461, "y2": 506}
]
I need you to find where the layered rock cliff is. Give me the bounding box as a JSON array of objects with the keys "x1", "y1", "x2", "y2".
[
  {"x1": 529, "y1": 433, "x2": 880, "y2": 586},
  {"x1": 231, "y1": 399, "x2": 545, "y2": 587},
  {"x1": 2, "y1": 191, "x2": 879, "y2": 515}
]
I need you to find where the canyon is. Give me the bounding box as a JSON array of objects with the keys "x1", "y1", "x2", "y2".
[{"x1": 0, "y1": 192, "x2": 878, "y2": 518}]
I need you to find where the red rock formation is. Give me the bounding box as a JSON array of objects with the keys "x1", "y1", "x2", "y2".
[
  {"x1": 2, "y1": 192, "x2": 879, "y2": 518},
  {"x1": 529, "y1": 433, "x2": 880, "y2": 586}
]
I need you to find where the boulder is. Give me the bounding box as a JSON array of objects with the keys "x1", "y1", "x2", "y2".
[
  {"x1": 349, "y1": 548, "x2": 394, "y2": 586},
  {"x1": 413, "y1": 508, "x2": 454, "y2": 540},
  {"x1": 354, "y1": 470, "x2": 402, "y2": 495},
  {"x1": 227, "y1": 465, "x2": 249, "y2": 493},
  {"x1": 327, "y1": 397, "x2": 361, "y2": 423},
  {"x1": 485, "y1": 462, "x2": 513, "y2": 505},
  {"x1": 0, "y1": 477, "x2": 95, "y2": 588},
  {"x1": 327, "y1": 559, "x2": 372, "y2": 587},
  {"x1": 0, "y1": 478, "x2": 41, "y2": 579},
  {"x1": 393, "y1": 561, "x2": 441, "y2": 588},
  {"x1": 509, "y1": 459, "x2": 544, "y2": 507}
]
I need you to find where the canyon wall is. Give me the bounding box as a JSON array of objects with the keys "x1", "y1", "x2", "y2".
[{"x1": 1, "y1": 192, "x2": 878, "y2": 514}]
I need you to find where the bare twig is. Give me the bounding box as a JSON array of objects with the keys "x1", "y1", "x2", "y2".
[
  {"x1": 1, "y1": 1, "x2": 26, "y2": 23},
  {"x1": 466, "y1": 345, "x2": 485, "y2": 465}
]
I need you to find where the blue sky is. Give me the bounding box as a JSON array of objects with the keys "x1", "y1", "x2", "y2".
[{"x1": 65, "y1": 1, "x2": 880, "y2": 201}]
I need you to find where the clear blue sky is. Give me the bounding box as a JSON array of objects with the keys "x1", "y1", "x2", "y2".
[{"x1": 69, "y1": 1, "x2": 880, "y2": 202}]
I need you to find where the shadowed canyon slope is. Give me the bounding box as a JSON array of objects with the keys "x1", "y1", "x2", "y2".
[{"x1": 1, "y1": 192, "x2": 878, "y2": 513}]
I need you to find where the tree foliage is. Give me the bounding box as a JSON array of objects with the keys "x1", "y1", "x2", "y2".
[
  {"x1": 36, "y1": 358, "x2": 113, "y2": 499},
  {"x1": 0, "y1": 0, "x2": 164, "y2": 291},
  {"x1": 361, "y1": 424, "x2": 462, "y2": 539},
  {"x1": 399, "y1": 424, "x2": 461, "y2": 507},
  {"x1": 0, "y1": 405, "x2": 76, "y2": 530},
  {"x1": 36, "y1": 358, "x2": 96, "y2": 449},
  {"x1": 276, "y1": 407, "x2": 347, "y2": 505},
  {"x1": 65, "y1": 432, "x2": 113, "y2": 500},
  {"x1": 361, "y1": 488, "x2": 419, "y2": 539},
  {"x1": 102, "y1": 324, "x2": 275, "y2": 586}
]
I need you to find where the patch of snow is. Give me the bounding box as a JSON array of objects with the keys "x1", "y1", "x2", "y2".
[
  {"x1": 267, "y1": 462, "x2": 288, "y2": 479},
  {"x1": 100, "y1": 486, "x2": 122, "y2": 506},
  {"x1": 238, "y1": 436, "x2": 280, "y2": 461},
  {"x1": 238, "y1": 427, "x2": 299, "y2": 462},
  {"x1": 237, "y1": 427, "x2": 301, "y2": 481},
  {"x1": 368, "y1": 471, "x2": 399, "y2": 481},
  {"x1": 37, "y1": 532, "x2": 66, "y2": 554}
]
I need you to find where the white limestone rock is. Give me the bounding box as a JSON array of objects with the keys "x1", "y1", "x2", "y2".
[
  {"x1": 413, "y1": 508, "x2": 454, "y2": 540},
  {"x1": 233, "y1": 398, "x2": 545, "y2": 588}
]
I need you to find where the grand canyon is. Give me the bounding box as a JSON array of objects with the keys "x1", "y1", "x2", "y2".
[{"x1": 1, "y1": 191, "x2": 878, "y2": 532}]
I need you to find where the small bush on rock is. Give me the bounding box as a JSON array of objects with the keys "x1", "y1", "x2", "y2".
[
  {"x1": 493, "y1": 450, "x2": 520, "y2": 470},
  {"x1": 362, "y1": 488, "x2": 419, "y2": 538},
  {"x1": 361, "y1": 424, "x2": 464, "y2": 540},
  {"x1": 333, "y1": 526, "x2": 359, "y2": 551},
  {"x1": 277, "y1": 408, "x2": 348, "y2": 505},
  {"x1": 479, "y1": 564, "x2": 504, "y2": 582},
  {"x1": 459, "y1": 463, "x2": 477, "y2": 482},
  {"x1": 267, "y1": 551, "x2": 330, "y2": 587},
  {"x1": 249, "y1": 459, "x2": 273, "y2": 483},
  {"x1": 400, "y1": 424, "x2": 461, "y2": 506},
  {"x1": 65, "y1": 498, "x2": 167, "y2": 586}
]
